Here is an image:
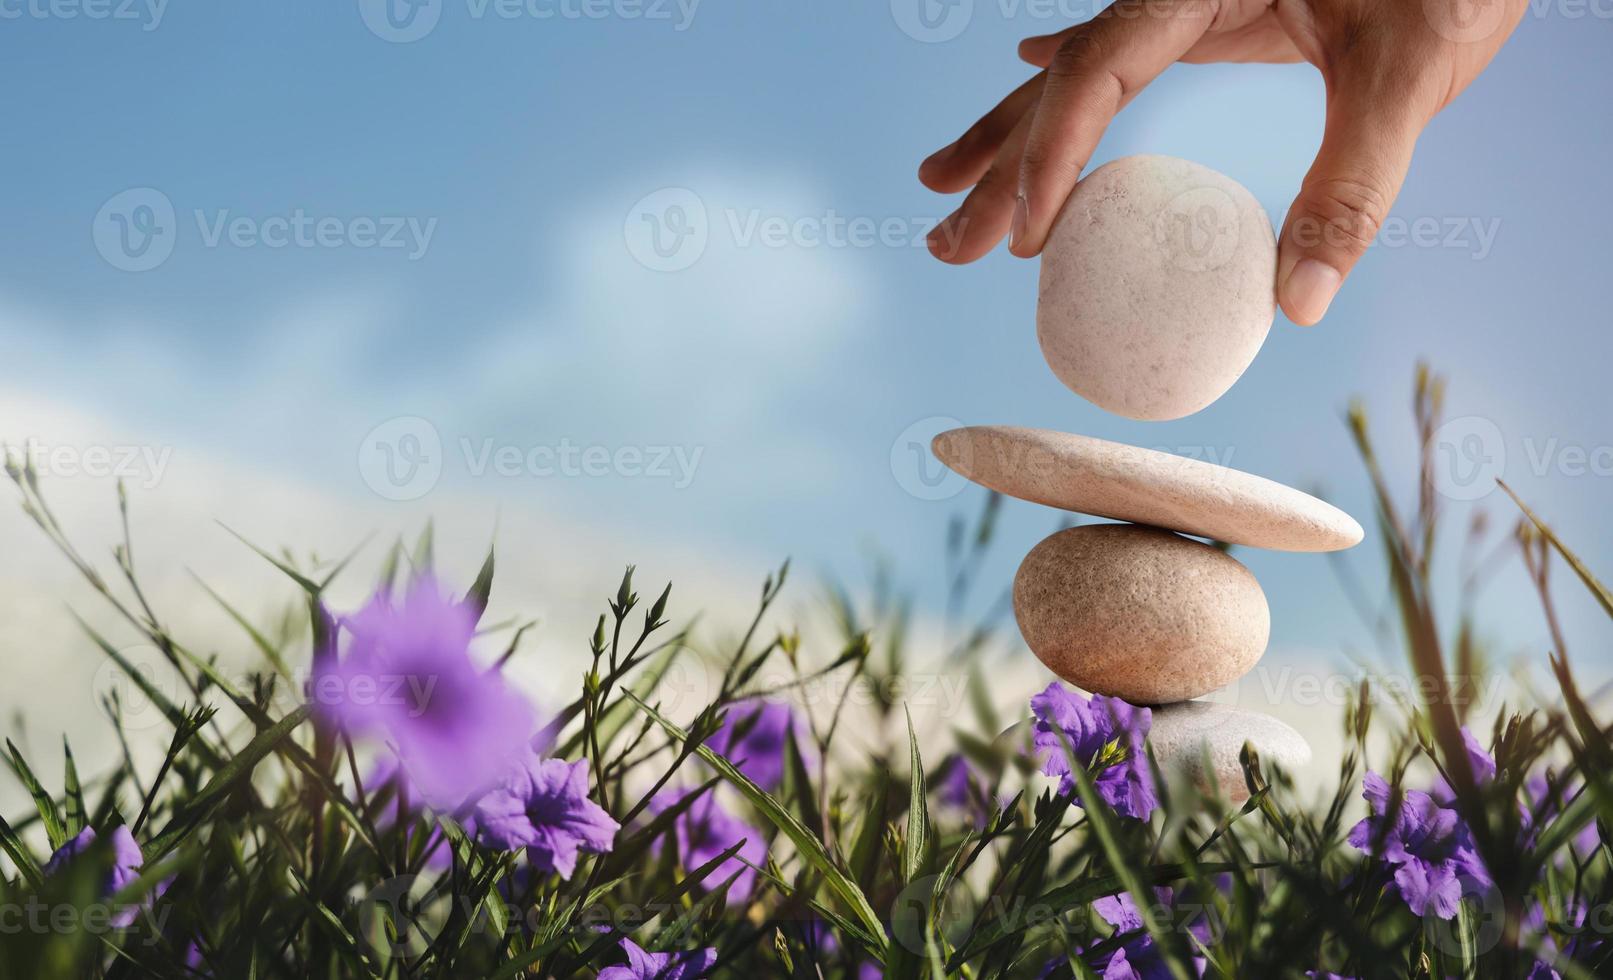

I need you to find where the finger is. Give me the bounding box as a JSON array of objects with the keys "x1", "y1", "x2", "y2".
[
  {"x1": 920, "y1": 73, "x2": 1045, "y2": 194},
  {"x1": 1277, "y1": 82, "x2": 1435, "y2": 325},
  {"x1": 1026, "y1": 12, "x2": 1302, "y2": 67},
  {"x1": 1011, "y1": 0, "x2": 1221, "y2": 258},
  {"x1": 1181, "y1": 12, "x2": 1303, "y2": 63},
  {"x1": 1018, "y1": 28, "x2": 1070, "y2": 68},
  {"x1": 927, "y1": 108, "x2": 1034, "y2": 264}
]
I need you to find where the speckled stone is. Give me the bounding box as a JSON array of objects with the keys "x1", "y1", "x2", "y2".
[
  {"x1": 1012, "y1": 524, "x2": 1269, "y2": 704},
  {"x1": 931, "y1": 425, "x2": 1362, "y2": 552},
  {"x1": 1038, "y1": 154, "x2": 1277, "y2": 421},
  {"x1": 1147, "y1": 701, "x2": 1312, "y2": 802}
]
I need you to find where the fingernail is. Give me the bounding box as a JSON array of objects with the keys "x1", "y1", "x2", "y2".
[
  {"x1": 1282, "y1": 258, "x2": 1342, "y2": 325},
  {"x1": 1010, "y1": 194, "x2": 1029, "y2": 251}
]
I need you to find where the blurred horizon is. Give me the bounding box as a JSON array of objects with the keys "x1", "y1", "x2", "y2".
[{"x1": 4, "y1": 1, "x2": 1613, "y2": 788}]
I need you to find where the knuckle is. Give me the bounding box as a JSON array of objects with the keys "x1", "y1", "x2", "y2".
[
  {"x1": 971, "y1": 162, "x2": 1017, "y2": 207},
  {"x1": 1294, "y1": 177, "x2": 1390, "y2": 254},
  {"x1": 1192, "y1": 0, "x2": 1228, "y2": 30},
  {"x1": 1050, "y1": 31, "x2": 1106, "y2": 77},
  {"x1": 1047, "y1": 30, "x2": 1126, "y2": 105},
  {"x1": 1020, "y1": 138, "x2": 1082, "y2": 190},
  {"x1": 1324, "y1": 19, "x2": 1454, "y2": 112}
]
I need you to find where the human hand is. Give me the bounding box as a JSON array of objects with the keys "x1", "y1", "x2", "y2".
[{"x1": 919, "y1": 0, "x2": 1526, "y2": 324}]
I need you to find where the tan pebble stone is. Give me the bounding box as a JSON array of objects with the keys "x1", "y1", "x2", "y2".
[
  {"x1": 1012, "y1": 524, "x2": 1269, "y2": 704},
  {"x1": 1147, "y1": 700, "x2": 1312, "y2": 802},
  {"x1": 1037, "y1": 154, "x2": 1277, "y2": 421},
  {"x1": 931, "y1": 425, "x2": 1363, "y2": 552}
]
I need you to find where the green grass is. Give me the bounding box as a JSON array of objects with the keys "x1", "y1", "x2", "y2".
[{"x1": 0, "y1": 364, "x2": 1609, "y2": 979}]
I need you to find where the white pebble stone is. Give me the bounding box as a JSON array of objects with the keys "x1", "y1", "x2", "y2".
[
  {"x1": 1147, "y1": 700, "x2": 1313, "y2": 802},
  {"x1": 1037, "y1": 154, "x2": 1277, "y2": 421},
  {"x1": 931, "y1": 425, "x2": 1363, "y2": 552}
]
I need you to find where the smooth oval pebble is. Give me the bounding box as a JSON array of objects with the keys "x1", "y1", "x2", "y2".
[
  {"x1": 932, "y1": 425, "x2": 1363, "y2": 552},
  {"x1": 1013, "y1": 524, "x2": 1269, "y2": 704},
  {"x1": 1038, "y1": 154, "x2": 1277, "y2": 421},
  {"x1": 1147, "y1": 701, "x2": 1312, "y2": 802}
]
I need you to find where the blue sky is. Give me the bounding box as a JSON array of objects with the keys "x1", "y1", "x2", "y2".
[{"x1": 4, "y1": 1, "x2": 1612, "y2": 677}]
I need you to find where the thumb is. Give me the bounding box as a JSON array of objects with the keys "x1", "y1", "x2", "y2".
[{"x1": 1278, "y1": 87, "x2": 1430, "y2": 326}]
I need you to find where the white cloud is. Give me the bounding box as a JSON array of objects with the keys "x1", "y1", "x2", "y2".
[
  {"x1": 0, "y1": 385, "x2": 817, "y2": 815},
  {"x1": 462, "y1": 174, "x2": 869, "y2": 450}
]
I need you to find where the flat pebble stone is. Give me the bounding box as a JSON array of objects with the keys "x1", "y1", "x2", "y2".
[
  {"x1": 1013, "y1": 524, "x2": 1269, "y2": 704},
  {"x1": 1038, "y1": 154, "x2": 1277, "y2": 421},
  {"x1": 1147, "y1": 701, "x2": 1312, "y2": 802},
  {"x1": 932, "y1": 425, "x2": 1363, "y2": 552}
]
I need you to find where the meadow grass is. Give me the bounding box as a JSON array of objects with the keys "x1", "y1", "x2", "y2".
[{"x1": 0, "y1": 366, "x2": 1609, "y2": 979}]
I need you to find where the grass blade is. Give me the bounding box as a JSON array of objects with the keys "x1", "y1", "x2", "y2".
[
  {"x1": 1500, "y1": 480, "x2": 1613, "y2": 617},
  {"x1": 465, "y1": 542, "x2": 496, "y2": 622},
  {"x1": 146, "y1": 705, "x2": 311, "y2": 858},
  {"x1": 1066, "y1": 760, "x2": 1194, "y2": 980},
  {"x1": 6, "y1": 739, "x2": 66, "y2": 850},
  {"x1": 62, "y1": 738, "x2": 86, "y2": 839},
  {"x1": 622, "y1": 689, "x2": 887, "y2": 953},
  {"x1": 904, "y1": 706, "x2": 929, "y2": 884},
  {"x1": 0, "y1": 808, "x2": 42, "y2": 885},
  {"x1": 190, "y1": 573, "x2": 294, "y2": 678}
]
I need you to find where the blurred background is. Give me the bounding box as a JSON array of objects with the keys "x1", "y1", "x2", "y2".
[{"x1": 2, "y1": 1, "x2": 1610, "y2": 801}]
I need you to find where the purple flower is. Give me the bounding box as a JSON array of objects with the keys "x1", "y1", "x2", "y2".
[
  {"x1": 1084, "y1": 889, "x2": 1210, "y2": 980},
  {"x1": 597, "y1": 936, "x2": 717, "y2": 980},
  {"x1": 1459, "y1": 728, "x2": 1498, "y2": 783},
  {"x1": 44, "y1": 826, "x2": 166, "y2": 927},
  {"x1": 1527, "y1": 961, "x2": 1560, "y2": 980},
  {"x1": 707, "y1": 699, "x2": 804, "y2": 791},
  {"x1": 311, "y1": 576, "x2": 536, "y2": 808},
  {"x1": 1347, "y1": 772, "x2": 1490, "y2": 919},
  {"x1": 1524, "y1": 898, "x2": 1604, "y2": 979},
  {"x1": 1431, "y1": 727, "x2": 1498, "y2": 804},
  {"x1": 936, "y1": 754, "x2": 983, "y2": 810},
  {"x1": 789, "y1": 917, "x2": 838, "y2": 956},
  {"x1": 184, "y1": 940, "x2": 211, "y2": 977},
  {"x1": 1030, "y1": 683, "x2": 1157, "y2": 820},
  {"x1": 782, "y1": 917, "x2": 845, "y2": 961},
  {"x1": 1525, "y1": 902, "x2": 1566, "y2": 980},
  {"x1": 471, "y1": 752, "x2": 619, "y2": 878},
  {"x1": 651, "y1": 789, "x2": 768, "y2": 904}
]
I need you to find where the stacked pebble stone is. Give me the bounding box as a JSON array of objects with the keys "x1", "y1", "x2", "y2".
[{"x1": 933, "y1": 155, "x2": 1364, "y2": 801}]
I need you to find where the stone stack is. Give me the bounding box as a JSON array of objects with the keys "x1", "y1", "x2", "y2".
[
  {"x1": 932, "y1": 427, "x2": 1360, "y2": 799},
  {"x1": 931, "y1": 155, "x2": 1364, "y2": 801}
]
